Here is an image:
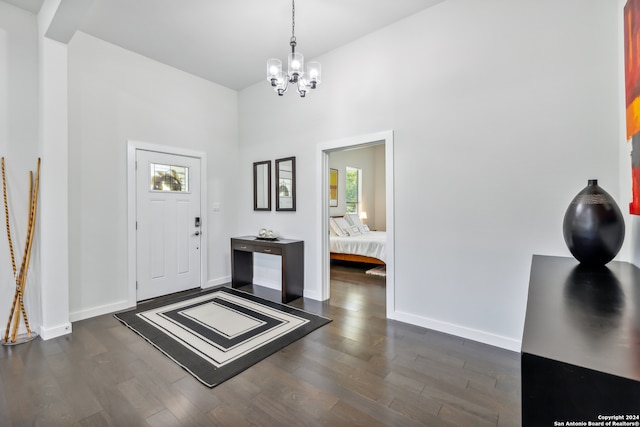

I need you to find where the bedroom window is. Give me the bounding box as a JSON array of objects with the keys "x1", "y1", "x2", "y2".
[{"x1": 345, "y1": 166, "x2": 361, "y2": 213}]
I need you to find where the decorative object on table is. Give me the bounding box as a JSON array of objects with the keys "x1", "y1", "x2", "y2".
[
  {"x1": 275, "y1": 157, "x2": 296, "y2": 211},
  {"x1": 114, "y1": 287, "x2": 330, "y2": 387},
  {"x1": 266, "y1": 0, "x2": 321, "y2": 97},
  {"x1": 2, "y1": 158, "x2": 40, "y2": 345},
  {"x1": 624, "y1": 0, "x2": 640, "y2": 214},
  {"x1": 257, "y1": 228, "x2": 278, "y2": 240},
  {"x1": 562, "y1": 179, "x2": 625, "y2": 266}
]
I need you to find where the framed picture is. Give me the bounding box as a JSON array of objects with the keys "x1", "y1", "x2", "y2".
[
  {"x1": 625, "y1": 0, "x2": 640, "y2": 214},
  {"x1": 329, "y1": 168, "x2": 338, "y2": 207}
]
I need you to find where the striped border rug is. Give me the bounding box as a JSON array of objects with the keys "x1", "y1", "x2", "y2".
[{"x1": 114, "y1": 287, "x2": 331, "y2": 387}]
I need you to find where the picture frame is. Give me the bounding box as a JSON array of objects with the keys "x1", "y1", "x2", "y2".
[
  {"x1": 329, "y1": 168, "x2": 338, "y2": 207},
  {"x1": 276, "y1": 156, "x2": 296, "y2": 211},
  {"x1": 626, "y1": 0, "x2": 640, "y2": 215},
  {"x1": 253, "y1": 160, "x2": 271, "y2": 211}
]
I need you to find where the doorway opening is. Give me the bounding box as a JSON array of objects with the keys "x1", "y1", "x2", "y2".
[{"x1": 316, "y1": 130, "x2": 395, "y2": 318}]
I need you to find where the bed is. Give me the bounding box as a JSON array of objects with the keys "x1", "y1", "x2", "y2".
[{"x1": 329, "y1": 215, "x2": 386, "y2": 265}]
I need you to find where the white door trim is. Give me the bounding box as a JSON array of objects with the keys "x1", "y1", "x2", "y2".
[
  {"x1": 315, "y1": 130, "x2": 395, "y2": 319},
  {"x1": 126, "y1": 140, "x2": 208, "y2": 307}
]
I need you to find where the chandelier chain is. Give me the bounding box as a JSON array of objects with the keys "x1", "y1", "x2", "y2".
[{"x1": 291, "y1": 0, "x2": 296, "y2": 41}]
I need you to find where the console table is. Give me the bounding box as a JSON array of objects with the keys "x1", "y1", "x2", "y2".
[
  {"x1": 521, "y1": 255, "x2": 640, "y2": 426},
  {"x1": 230, "y1": 236, "x2": 304, "y2": 303}
]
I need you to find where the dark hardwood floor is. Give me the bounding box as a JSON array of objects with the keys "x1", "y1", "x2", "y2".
[{"x1": 0, "y1": 262, "x2": 521, "y2": 426}]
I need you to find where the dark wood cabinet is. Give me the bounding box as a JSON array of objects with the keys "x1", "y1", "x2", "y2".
[
  {"x1": 521, "y1": 255, "x2": 640, "y2": 426},
  {"x1": 231, "y1": 236, "x2": 304, "y2": 303}
]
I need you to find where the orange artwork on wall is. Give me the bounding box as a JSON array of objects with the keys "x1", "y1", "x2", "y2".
[
  {"x1": 625, "y1": 0, "x2": 640, "y2": 214},
  {"x1": 329, "y1": 168, "x2": 338, "y2": 207}
]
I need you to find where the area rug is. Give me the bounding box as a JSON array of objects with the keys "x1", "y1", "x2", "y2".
[
  {"x1": 365, "y1": 265, "x2": 386, "y2": 277},
  {"x1": 114, "y1": 287, "x2": 331, "y2": 387}
]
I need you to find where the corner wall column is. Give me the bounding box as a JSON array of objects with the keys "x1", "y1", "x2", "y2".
[{"x1": 37, "y1": 0, "x2": 71, "y2": 339}]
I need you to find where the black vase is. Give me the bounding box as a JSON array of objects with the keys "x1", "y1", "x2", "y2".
[{"x1": 562, "y1": 179, "x2": 625, "y2": 266}]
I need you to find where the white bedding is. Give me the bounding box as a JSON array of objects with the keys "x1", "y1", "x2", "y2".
[{"x1": 330, "y1": 231, "x2": 386, "y2": 263}]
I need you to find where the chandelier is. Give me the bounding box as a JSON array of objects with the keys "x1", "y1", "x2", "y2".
[{"x1": 266, "y1": 0, "x2": 321, "y2": 97}]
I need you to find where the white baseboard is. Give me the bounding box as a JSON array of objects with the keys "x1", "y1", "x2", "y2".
[
  {"x1": 69, "y1": 299, "x2": 133, "y2": 323},
  {"x1": 252, "y1": 279, "x2": 281, "y2": 290},
  {"x1": 205, "y1": 276, "x2": 230, "y2": 289},
  {"x1": 40, "y1": 322, "x2": 72, "y2": 340},
  {"x1": 303, "y1": 289, "x2": 324, "y2": 301},
  {"x1": 391, "y1": 310, "x2": 521, "y2": 352},
  {"x1": 69, "y1": 280, "x2": 232, "y2": 323}
]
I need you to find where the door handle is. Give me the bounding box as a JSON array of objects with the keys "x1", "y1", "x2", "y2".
[{"x1": 194, "y1": 231, "x2": 201, "y2": 236}]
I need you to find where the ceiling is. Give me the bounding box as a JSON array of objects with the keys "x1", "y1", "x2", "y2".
[
  {"x1": 3, "y1": 0, "x2": 42, "y2": 14},
  {"x1": 3, "y1": 0, "x2": 445, "y2": 91}
]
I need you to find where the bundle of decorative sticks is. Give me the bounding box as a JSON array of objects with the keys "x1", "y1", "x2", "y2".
[{"x1": 2, "y1": 157, "x2": 40, "y2": 344}]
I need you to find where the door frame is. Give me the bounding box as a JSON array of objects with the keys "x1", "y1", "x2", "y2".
[
  {"x1": 126, "y1": 140, "x2": 208, "y2": 307},
  {"x1": 316, "y1": 130, "x2": 395, "y2": 319}
]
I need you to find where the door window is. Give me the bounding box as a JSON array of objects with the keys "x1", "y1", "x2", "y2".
[{"x1": 150, "y1": 163, "x2": 189, "y2": 192}]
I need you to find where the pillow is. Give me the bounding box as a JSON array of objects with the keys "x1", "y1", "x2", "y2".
[
  {"x1": 333, "y1": 217, "x2": 353, "y2": 236},
  {"x1": 329, "y1": 217, "x2": 346, "y2": 236},
  {"x1": 344, "y1": 213, "x2": 368, "y2": 233}
]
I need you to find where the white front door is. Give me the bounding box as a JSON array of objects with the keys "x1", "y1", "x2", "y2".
[{"x1": 136, "y1": 149, "x2": 202, "y2": 301}]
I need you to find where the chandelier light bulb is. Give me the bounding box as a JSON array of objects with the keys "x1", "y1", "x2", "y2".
[
  {"x1": 266, "y1": 59, "x2": 283, "y2": 86},
  {"x1": 306, "y1": 61, "x2": 321, "y2": 88},
  {"x1": 288, "y1": 51, "x2": 304, "y2": 82}
]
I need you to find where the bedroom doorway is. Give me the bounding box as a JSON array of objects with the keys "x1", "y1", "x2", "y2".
[{"x1": 316, "y1": 130, "x2": 395, "y2": 319}]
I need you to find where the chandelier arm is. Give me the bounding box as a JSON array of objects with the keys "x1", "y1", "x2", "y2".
[
  {"x1": 278, "y1": 75, "x2": 290, "y2": 96},
  {"x1": 296, "y1": 79, "x2": 307, "y2": 97}
]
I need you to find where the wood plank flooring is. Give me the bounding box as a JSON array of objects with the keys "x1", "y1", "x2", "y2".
[{"x1": 0, "y1": 262, "x2": 521, "y2": 426}]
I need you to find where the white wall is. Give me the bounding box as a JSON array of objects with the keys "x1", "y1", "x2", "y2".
[
  {"x1": 0, "y1": 3, "x2": 42, "y2": 337},
  {"x1": 67, "y1": 32, "x2": 239, "y2": 320},
  {"x1": 238, "y1": 0, "x2": 621, "y2": 350}
]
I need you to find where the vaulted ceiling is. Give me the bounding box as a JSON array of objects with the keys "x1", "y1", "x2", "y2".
[
  {"x1": 2, "y1": 0, "x2": 445, "y2": 90},
  {"x1": 3, "y1": 0, "x2": 42, "y2": 14}
]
